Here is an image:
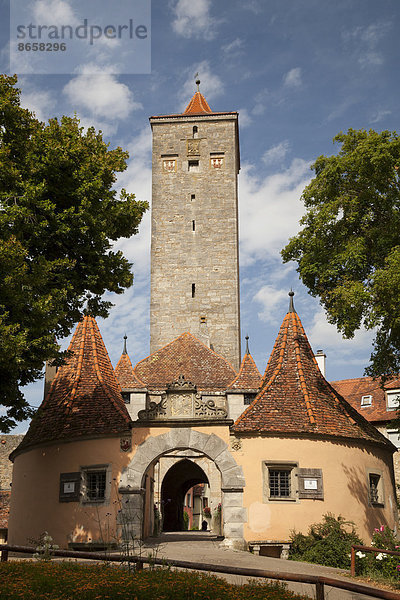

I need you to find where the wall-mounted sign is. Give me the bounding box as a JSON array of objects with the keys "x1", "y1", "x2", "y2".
[{"x1": 304, "y1": 479, "x2": 318, "y2": 490}]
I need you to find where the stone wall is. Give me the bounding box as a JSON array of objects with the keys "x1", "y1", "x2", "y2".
[
  {"x1": 0, "y1": 435, "x2": 24, "y2": 490},
  {"x1": 149, "y1": 114, "x2": 241, "y2": 370}
]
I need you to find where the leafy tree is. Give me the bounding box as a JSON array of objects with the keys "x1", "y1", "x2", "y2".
[
  {"x1": 0, "y1": 74, "x2": 148, "y2": 431},
  {"x1": 282, "y1": 128, "x2": 400, "y2": 380}
]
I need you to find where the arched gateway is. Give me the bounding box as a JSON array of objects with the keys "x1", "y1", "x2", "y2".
[{"x1": 119, "y1": 429, "x2": 247, "y2": 549}]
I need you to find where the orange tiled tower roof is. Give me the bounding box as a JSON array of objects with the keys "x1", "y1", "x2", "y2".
[
  {"x1": 234, "y1": 293, "x2": 391, "y2": 446},
  {"x1": 228, "y1": 336, "x2": 262, "y2": 391},
  {"x1": 183, "y1": 90, "x2": 213, "y2": 114},
  {"x1": 115, "y1": 335, "x2": 146, "y2": 389},
  {"x1": 134, "y1": 332, "x2": 236, "y2": 391},
  {"x1": 13, "y1": 316, "x2": 131, "y2": 457}
]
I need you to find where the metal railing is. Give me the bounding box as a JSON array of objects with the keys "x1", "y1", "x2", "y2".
[
  {"x1": 351, "y1": 544, "x2": 400, "y2": 577},
  {"x1": 1, "y1": 544, "x2": 400, "y2": 600}
]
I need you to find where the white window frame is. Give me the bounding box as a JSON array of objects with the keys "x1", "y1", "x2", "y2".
[
  {"x1": 360, "y1": 395, "x2": 372, "y2": 407},
  {"x1": 387, "y1": 391, "x2": 400, "y2": 411}
]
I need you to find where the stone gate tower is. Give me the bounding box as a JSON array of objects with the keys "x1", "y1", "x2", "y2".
[{"x1": 149, "y1": 81, "x2": 241, "y2": 369}]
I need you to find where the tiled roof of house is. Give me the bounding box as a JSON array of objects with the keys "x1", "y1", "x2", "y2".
[
  {"x1": 115, "y1": 338, "x2": 146, "y2": 390},
  {"x1": 234, "y1": 295, "x2": 390, "y2": 447},
  {"x1": 134, "y1": 332, "x2": 237, "y2": 391},
  {"x1": 331, "y1": 377, "x2": 400, "y2": 423},
  {"x1": 228, "y1": 339, "x2": 261, "y2": 391},
  {"x1": 12, "y1": 316, "x2": 131, "y2": 458},
  {"x1": 183, "y1": 91, "x2": 213, "y2": 115},
  {"x1": 0, "y1": 491, "x2": 10, "y2": 529}
]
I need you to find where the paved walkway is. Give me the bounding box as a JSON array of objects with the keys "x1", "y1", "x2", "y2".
[{"x1": 141, "y1": 531, "x2": 397, "y2": 600}]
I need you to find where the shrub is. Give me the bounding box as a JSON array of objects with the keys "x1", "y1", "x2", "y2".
[
  {"x1": 289, "y1": 513, "x2": 363, "y2": 569},
  {"x1": 356, "y1": 525, "x2": 400, "y2": 582}
]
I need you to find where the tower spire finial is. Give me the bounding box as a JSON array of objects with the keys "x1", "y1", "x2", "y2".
[
  {"x1": 245, "y1": 335, "x2": 250, "y2": 354},
  {"x1": 288, "y1": 289, "x2": 295, "y2": 313},
  {"x1": 194, "y1": 72, "x2": 200, "y2": 92},
  {"x1": 123, "y1": 333, "x2": 128, "y2": 355}
]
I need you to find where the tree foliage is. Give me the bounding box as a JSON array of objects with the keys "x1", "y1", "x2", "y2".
[
  {"x1": 0, "y1": 74, "x2": 148, "y2": 431},
  {"x1": 282, "y1": 128, "x2": 400, "y2": 379}
]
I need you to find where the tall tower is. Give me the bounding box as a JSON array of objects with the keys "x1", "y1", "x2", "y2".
[{"x1": 149, "y1": 80, "x2": 241, "y2": 369}]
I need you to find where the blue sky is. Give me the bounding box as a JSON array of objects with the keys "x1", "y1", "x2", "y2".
[{"x1": 1, "y1": 0, "x2": 400, "y2": 431}]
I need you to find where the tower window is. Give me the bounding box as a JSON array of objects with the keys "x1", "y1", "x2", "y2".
[
  {"x1": 191, "y1": 194, "x2": 195, "y2": 201},
  {"x1": 192, "y1": 283, "x2": 196, "y2": 298},
  {"x1": 193, "y1": 126, "x2": 198, "y2": 138},
  {"x1": 188, "y1": 160, "x2": 199, "y2": 172},
  {"x1": 192, "y1": 220, "x2": 195, "y2": 231}
]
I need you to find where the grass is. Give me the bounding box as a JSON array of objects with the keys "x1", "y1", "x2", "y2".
[{"x1": 0, "y1": 562, "x2": 311, "y2": 600}]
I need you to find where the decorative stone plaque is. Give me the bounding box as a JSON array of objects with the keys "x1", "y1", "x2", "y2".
[
  {"x1": 187, "y1": 139, "x2": 200, "y2": 156},
  {"x1": 170, "y1": 392, "x2": 193, "y2": 417}
]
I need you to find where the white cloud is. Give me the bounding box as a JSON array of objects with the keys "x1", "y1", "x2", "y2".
[
  {"x1": 283, "y1": 67, "x2": 302, "y2": 88},
  {"x1": 253, "y1": 285, "x2": 290, "y2": 324},
  {"x1": 19, "y1": 89, "x2": 56, "y2": 122},
  {"x1": 171, "y1": 0, "x2": 216, "y2": 40},
  {"x1": 238, "y1": 108, "x2": 252, "y2": 128},
  {"x1": 63, "y1": 68, "x2": 142, "y2": 120},
  {"x1": 73, "y1": 114, "x2": 118, "y2": 139},
  {"x1": 239, "y1": 158, "x2": 311, "y2": 266},
  {"x1": 114, "y1": 127, "x2": 152, "y2": 275},
  {"x1": 370, "y1": 109, "x2": 391, "y2": 124},
  {"x1": 308, "y1": 309, "x2": 375, "y2": 369},
  {"x1": 342, "y1": 21, "x2": 391, "y2": 69},
  {"x1": 262, "y1": 140, "x2": 290, "y2": 165},
  {"x1": 33, "y1": 0, "x2": 78, "y2": 26},
  {"x1": 180, "y1": 61, "x2": 224, "y2": 110},
  {"x1": 222, "y1": 38, "x2": 243, "y2": 56},
  {"x1": 252, "y1": 88, "x2": 269, "y2": 115}
]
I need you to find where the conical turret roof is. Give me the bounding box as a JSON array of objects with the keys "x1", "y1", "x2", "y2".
[
  {"x1": 183, "y1": 91, "x2": 213, "y2": 115},
  {"x1": 228, "y1": 339, "x2": 261, "y2": 391},
  {"x1": 13, "y1": 316, "x2": 131, "y2": 457},
  {"x1": 234, "y1": 295, "x2": 391, "y2": 447},
  {"x1": 115, "y1": 337, "x2": 146, "y2": 390}
]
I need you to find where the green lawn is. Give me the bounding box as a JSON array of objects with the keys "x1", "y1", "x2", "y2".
[{"x1": 0, "y1": 562, "x2": 310, "y2": 600}]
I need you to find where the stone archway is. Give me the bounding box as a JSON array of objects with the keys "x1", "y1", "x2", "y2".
[
  {"x1": 119, "y1": 428, "x2": 246, "y2": 549},
  {"x1": 161, "y1": 459, "x2": 209, "y2": 531}
]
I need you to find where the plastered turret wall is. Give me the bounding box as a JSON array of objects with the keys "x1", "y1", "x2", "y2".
[{"x1": 149, "y1": 101, "x2": 241, "y2": 370}]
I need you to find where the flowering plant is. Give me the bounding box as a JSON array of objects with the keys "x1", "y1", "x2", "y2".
[
  {"x1": 33, "y1": 531, "x2": 59, "y2": 562},
  {"x1": 356, "y1": 525, "x2": 400, "y2": 580},
  {"x1": 213, "y1": 503, "x2": 222, "y2": 519},
  {"x1": 203, "y1": 506, "x2": 211, "y2": 517}
]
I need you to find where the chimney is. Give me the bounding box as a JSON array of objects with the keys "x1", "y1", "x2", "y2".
[{"x1": 314, "y1": 350, "x2": 326, "y2": 378}]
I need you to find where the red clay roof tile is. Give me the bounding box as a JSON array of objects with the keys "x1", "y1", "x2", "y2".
[
  {"x1": 134, "y1": 332, "x2": 236, "y2": 391},
  {"x1": 13, "y1": 316, "x2": 131, "y2": 457},
  {"x1": 228, "y1": 351, "x2": 261, "y2": 391},
  {"x1": 234, "y1": 304, "x2": 390, "y2": 447},
  {"x1": 331, "y1": 377, "x2": 400, "y2": 423},
  {"x1": 115, "y1": 352, "x2": 146, "y2": 390},
  {"x1": 183, "y1": 91, "x2": 213, "y2": 115}
]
